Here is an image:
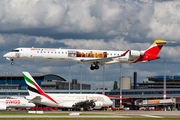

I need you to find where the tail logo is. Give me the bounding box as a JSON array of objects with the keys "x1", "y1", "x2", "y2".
[{"x1": 23, "y1": 73, "x2": 58, "y2": 104}]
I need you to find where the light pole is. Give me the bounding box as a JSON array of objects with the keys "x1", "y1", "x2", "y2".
[
  {"x1": 103, "y1": 65, "x2": 105, "y2": 95},
  {"x1": 80, "y1": 65, "x2": 82, "y2": 94},
  {"x1": 163, "y1": 60, "x2": 166, "y2": 111},
  {"x1": 68, "y1": 66, "x2": 71, "y2": 94},
  {"x1": 84, "y1": 75, "x2": 87, "y2": 90},
  {"x1": 164, "y1": 60, "x2": 166, "y2": 100},
  {"x1": 119, "y1": 64, "x2": 122, "y2": 107}
]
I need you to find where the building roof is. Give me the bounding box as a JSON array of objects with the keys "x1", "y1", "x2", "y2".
[{"x1": 0, "y1": 73, "x2": 67, "y2": 81}]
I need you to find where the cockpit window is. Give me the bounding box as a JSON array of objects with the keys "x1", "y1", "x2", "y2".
[{"x1": 11, "y1": 50, "x2": 19, "y2": 52}]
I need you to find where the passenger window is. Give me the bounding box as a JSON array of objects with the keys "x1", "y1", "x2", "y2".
[
  {"x1": 62, "y1": 52, "x2": 63, "y2": 54},
  {"x1": 37, "y1": 51, "x2": 39, "y2": 53},
  {"x1": 44, "y1": 51, "x2": 46, "y2": 53},
  {"x1": 58, "y1": 52, "x2": 60, "y2": 54},
  {"x1": 51, "y1": 52, "x2": 53, "y2": 53}
]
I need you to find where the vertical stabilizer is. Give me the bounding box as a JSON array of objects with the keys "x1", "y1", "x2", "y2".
[
  {"x1": 22, "y1": 72, "x2": 58, "y2": 104},
  {"x1": 22, "y1": 72, "x2": 45, "y2": 96},
  {"x1": 144, "y1": 40, "x2": 168, "y2": 55}
]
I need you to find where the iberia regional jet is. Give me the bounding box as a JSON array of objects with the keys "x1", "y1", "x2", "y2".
[{"x1": 3, "y1": 40, "x2": 168, "y2": 70}]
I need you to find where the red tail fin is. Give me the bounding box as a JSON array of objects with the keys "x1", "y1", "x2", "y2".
[
  {"x1": 145, "y1": 40, "x2": 168, "y2": 55},
  {"x1": 134, "y1": 40, "x2": 168, "y2": 63}
]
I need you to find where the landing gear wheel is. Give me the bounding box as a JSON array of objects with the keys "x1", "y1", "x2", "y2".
[
  {"x1": 95, "y1": 65, "x2": 99, "y2": 69},
  {"x1": 11, "y1": 59, "x2": 14, "y2": 65},
  {"x1": 90, "y1": 66, "x2": 94, "y2": 70}
]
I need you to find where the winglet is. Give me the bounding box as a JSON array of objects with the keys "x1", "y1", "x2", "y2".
[{"x1": 121, "y1": 50, "x2": 129, "y2": 57}]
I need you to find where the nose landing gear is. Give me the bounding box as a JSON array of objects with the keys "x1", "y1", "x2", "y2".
[
  {"x1": 90, "y1": 64, "x2": 99, "y2": 70},
  {"x1": 11, "y1": 59, "x2": 14, "y2": 65}
]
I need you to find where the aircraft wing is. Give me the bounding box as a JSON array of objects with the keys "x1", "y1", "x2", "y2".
[{"x1": 80, "y1": 50, "x2": 129, "y2": 65}]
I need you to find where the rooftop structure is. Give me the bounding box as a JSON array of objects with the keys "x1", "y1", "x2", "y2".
[{"x1": 137, "y1": 76, "x2": 180, "y2": 89}]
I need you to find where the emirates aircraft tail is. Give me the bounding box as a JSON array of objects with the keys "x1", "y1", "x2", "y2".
[
  {"x1": 22, "y1": 72, "x2": 58, "y2": 104},
  {"x1": 134, "y1": 40, "x2": 168, "y2": 63}
]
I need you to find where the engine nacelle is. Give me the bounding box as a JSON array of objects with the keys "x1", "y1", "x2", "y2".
[
  {"x1": 129, "y1": 50, "x2": 144, "y2": 57},
  {"x1": 0, "y1": 105, "x2": 7, "y2": 110},
  {"x1": 93, "y1": 101, "x2": 103, "y2": 109}
]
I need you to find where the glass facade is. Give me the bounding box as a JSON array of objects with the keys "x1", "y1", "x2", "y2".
[{"x1": 0, "y1": 74, "x2": 66, "y2": 90}]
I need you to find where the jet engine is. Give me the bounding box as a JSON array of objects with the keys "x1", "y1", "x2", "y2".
[
  {"x1": 129, "y1": 50, "x2": 144, "y2": 57},
  {"x1": 0, "y1": 105, "x2": 6, "y2": 110},
  {"x1": 93, "y1": 101, "x2": 103, "y2": 109}
]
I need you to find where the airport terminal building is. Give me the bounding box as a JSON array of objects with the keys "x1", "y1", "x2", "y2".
[
  {"x1": 0, "y1": 73, "x2": 180, "y2": 110},
  {"x1": 0, "y1": 73, "x2": 91, "y2": 91}
]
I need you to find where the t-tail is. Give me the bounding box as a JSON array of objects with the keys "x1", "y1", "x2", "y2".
[
  {"x1": 22, "y1": 72, "x2": 58, "y2": 104},
  {"x1": 134, "y1": 40, "x2": 168, "y2": 63}
]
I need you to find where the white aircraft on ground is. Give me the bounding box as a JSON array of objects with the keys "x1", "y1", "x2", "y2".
[
  {"x1": 3, "y1": 40, "x2": 168, "y2": 70},
  {"x1": 22, "y1": 72, "x2": 113, "y2": 110},
  {"x1": 0, "y1": 98, "x2": 35, "y2": 110}
]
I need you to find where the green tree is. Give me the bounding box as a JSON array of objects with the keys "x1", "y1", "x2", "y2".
[{"x1": 113, "y1": 81, "x2": 118, "y2": 90}]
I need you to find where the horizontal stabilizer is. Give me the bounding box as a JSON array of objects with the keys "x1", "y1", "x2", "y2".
[
  {"x1": 152, "y1": 40, "x2": 168, "y2": 46},
  {"x1": 25, "y1": 96, "x2": 41, "y2": 101}
]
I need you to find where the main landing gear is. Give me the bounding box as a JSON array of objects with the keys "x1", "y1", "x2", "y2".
[
  {"x1": 90, "y1": 64, "x2": 99, "y2": 70},
  {"x1": 11, "y1": 59, "x2": 14, "y2": 65}
]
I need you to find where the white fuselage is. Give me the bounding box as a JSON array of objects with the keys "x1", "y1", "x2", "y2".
[
  {"x1": 3, "y1": 48, "x2": 139, "y2": 65},
  {"x1": 26, "y1": 93, "x2": 112, "y2": 109}
]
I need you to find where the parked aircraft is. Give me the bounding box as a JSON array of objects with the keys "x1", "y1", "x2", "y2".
[
  {"x1": 0, "y1": 98, "x2": 35, "y2": 110},
  {"x1": 22, "y1": 72, "x2": 113, "y2": 110},
  {"x1": 3, "y1": 40, "x2": 168, "y2": 70}
]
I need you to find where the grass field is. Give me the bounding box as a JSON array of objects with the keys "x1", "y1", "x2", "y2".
[
  {"x1": 0, "y1": 112, "x2": 180, "y2": 120},
  {"x1": 0, "y1": 118, "x2": 180, "y2": 120}
]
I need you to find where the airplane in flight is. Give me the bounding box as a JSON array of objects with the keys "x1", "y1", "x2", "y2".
[
  {"x1": 22, "y1": 72, "x2": 113, "y2": 110},
  {"x1": 3, "y1": 40, "x2": 168, "y2": 70},
  {"x1": 0, "y1": 98, "x2": 35, "y2": 110}
]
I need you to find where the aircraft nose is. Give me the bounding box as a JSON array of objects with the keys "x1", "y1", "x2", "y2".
[
  {"x1": 3, "y1": 53, "x2": 8, "y2": 58},
  {"x1": 3, "y1": 53, "x2": 11, "y2": 60},
  {"x1": 31, "y1": 103, "x2": 36, "y2": 107},
  {"x1": 109, "y1": 100, "x2": 113, "y2": 106}
]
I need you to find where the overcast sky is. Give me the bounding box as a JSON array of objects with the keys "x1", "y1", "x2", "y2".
[{"x1": 1, "y1": 0, "x2": 180, "y2": 90}]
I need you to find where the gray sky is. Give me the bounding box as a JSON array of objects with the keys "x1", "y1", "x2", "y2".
[{"x1": 1, "y1": 0, "x2": 180, "y2": 89}]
